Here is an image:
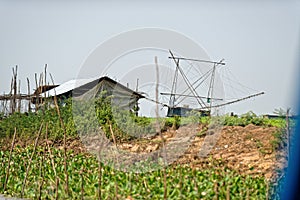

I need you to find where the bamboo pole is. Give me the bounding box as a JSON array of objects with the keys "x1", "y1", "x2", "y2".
[
  {"x1": 38, "y1": 121, "x2": 48, "y2": 199},
  {"x1": 21, "y1": 123, "x2": 43, "y2": 198},
  {"x1": 9, "y1": 78, "x2": 12, "y2": 113},
  {"x1": 98, "y1": 159, "x2": 102, "y2": 200},
  {"x1": 12, "y1": 66, "x2": 17, "y2": 114},
  {"x1": 55, "y1": 178, "x2": 59, "y2": 200},
  {"x1": 3, "y1": 127, "x2": 17, "y2": 191},
  {"x1": 266, "y1": 181, "x2": 269, "y2": 200},
  {"x1": 155, "y1": 56, "x2": 167, "y2": 200},
  {"x1": 44, "y1": 64, "x2": 47, "y2": 98},
  {"x1": 44, "y1": 65, "x2": 47, "y2": 85},
  {"x1": 45, "y1": 122, "x2": 59, "y2": 200},
  {"x1": 10, "y1": 66, "x2": 18, "y2": 114},
  {"x1": 109, "y1": 123, "x2": 117, "y2": 147},
  {"x1": 80, "y1": 168, "x2": 84, "y2": 200},
  {"x1": 39, "y1": 72, "x2": 43, "y2": 107},
  {"x1": 17, "y1": 79, "x2": 21, "y2": 112},
  {"x1": 0, "y1": 92, "x2": 4, "y2": 113},
  {"x1": 97, "y1": 125, "x2": 106, "y2": 200},
  {"x1": 35, "y1": 73, "x2": 39, "y2": 111},
  {"x1": 50, "y1": 73, "x2": 69, "y2": 195},
  {"x1": 213, "y1": 182, "x2": 218, "y2": 199},
  {"x1": 226, "y1": 185, "x2": 230, "y2": 200},
  {"x1": 38, "y1": 150, "x2": 44, "y2": 200},
  {"x1": 115, "y1": 179, "x2": 119, "y2": 200},
  {"x1": 14, "y1": 66, "x2": 17, "y2": 113},
  {"x1": 27, "y1": 78, "x2": 31, "y2": 113}
]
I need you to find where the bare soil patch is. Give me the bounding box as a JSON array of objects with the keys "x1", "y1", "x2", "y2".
[
  {"x1": 177, "y1": 124, "x2": 286, "y2": 179},
  {"x1": 115, "y1": 124, "x2": 285, "y2": 179},
  {"x1": 1, "y1": 124, "x2": 285, "y2": 179}
]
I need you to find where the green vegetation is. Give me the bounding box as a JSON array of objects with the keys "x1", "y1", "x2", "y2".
[
  {"x1": 0, "y1": 99, "x2": 287, "y2": 141},
  {"x1": 0, "y1": 146, "x2": 268, "y2": 199},
  {"x1": 223, "y1": 111, "x2": 286, "y2": 128},
  {"x1": 0, "y1": 97, "x2": 291, "y2": 199},
  {"x1": 0, "y1": 99, "x2": 76, "y2": 141},
  {"x1": 270, "y1": 129, "x2": 287, "y2": 152}
]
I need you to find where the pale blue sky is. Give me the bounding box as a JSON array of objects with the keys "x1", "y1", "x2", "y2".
[{"x1": 0, "y1": 1, "x2": 299, "y2": 115}]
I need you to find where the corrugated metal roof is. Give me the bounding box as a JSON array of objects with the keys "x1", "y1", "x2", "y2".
[
  {"x1": 39, "y1": 76, "x2": 144, "y2": 98},
  {"x1": 40, "y1": 77, "x2": 98, "y2": 97}
]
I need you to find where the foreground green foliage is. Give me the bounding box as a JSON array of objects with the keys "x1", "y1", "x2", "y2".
[{"x1": 0, "y1": 146, "x2": 269, "y2": 199}]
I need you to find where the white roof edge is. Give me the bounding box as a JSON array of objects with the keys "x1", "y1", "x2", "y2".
[{"x1": 40, "y1": 77, "x2": 99, "y2": 97}]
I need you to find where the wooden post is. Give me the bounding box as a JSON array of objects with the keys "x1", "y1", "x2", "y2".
[
  {"x1": 135, "y1": 78, "x2": 139, "y2": 116},
  {"x1": 10, "y1": 66, "x2": 18, "y2": 114},
  {"x1": 51, "y1": 74, "x2": 69, "y2": 195},
  {"x1": 3, "y1": 127, "x2": 17, "y2": 191},
  {"x1": 44, "y1": 64, "x2": 48, "y2": 109},
  {"x1": 10, "y1": 77, "x2": 13, "y2": 113},
  {"x1": 80, "y1": 168, "x2": 84, "y2": 200},
  {"x1": 155, "y1": 56, "x2": 167, "y2": 200},
  {"x1": 98, "y1": 157, "x2": 102, "y2": 200},
  {"x1": 45, "y1": 122, "x2": 59, "y2": 200},
  {"x1": 39, "y1": 72, "x2": 43, "y2": 107},
  {"x1": 27, "y1": 78, "x2": 31, "y2": 113},
  {"x1": 44, "y1": 64, "x2": 47, "y2": 95},
  {"x1": 13, "y1": 66, "x2": 17, "y2": 113},
  {"x1": 17, "y1": 79, "x2": 21, "y2": 112},
  {"x1": 21, "y1": 123, "x2": 43, "y2": 197},
  {"x1": 1, "y1": 92, "x2": 5, "y2": 113},
  {"x1": 226, "y1": 185, "x2": 230, "y2": 200},
  {"x1": 35, "y1": 73, "x2": 38, "y2": 111}
]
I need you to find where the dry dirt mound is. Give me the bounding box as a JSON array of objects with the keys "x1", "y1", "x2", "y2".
[
  {"x1": 116, "y1": 124, "x2": 286, "y2": 179},
  {"x1": 178, "y1": 124, "x2": 286, "y2": 179}
]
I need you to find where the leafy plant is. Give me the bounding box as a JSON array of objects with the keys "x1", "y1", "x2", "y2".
[{"x1": 0, "y1": 146, "x2": 270, "y2": 199}]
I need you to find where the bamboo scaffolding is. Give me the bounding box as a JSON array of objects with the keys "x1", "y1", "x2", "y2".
[{"x1": 0, "y1": 64, "x2": 57, "y2": 115}]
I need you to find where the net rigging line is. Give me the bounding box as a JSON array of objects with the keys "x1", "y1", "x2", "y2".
[
  {"x1": 172, "y1": 68, "x2": 212, "y2": 107},
  {"x1": 220, "y1": 67, "x2": 260, "y2": 103},
  {"x1": 222, "y1": 67, "x2": 260, "y2": 93},
  {"x1": 212, "y1": 65, "x2": 263, "y2": 106},
  {"x1": 174, "y1": 68, "x2": 213, "y2": 107},
  {"x1": 174, "y1": 59, "x2": 225, "y2": 107},
  {"x1": 169, "y1": 50, "x2": 207, "y2": 109}
]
